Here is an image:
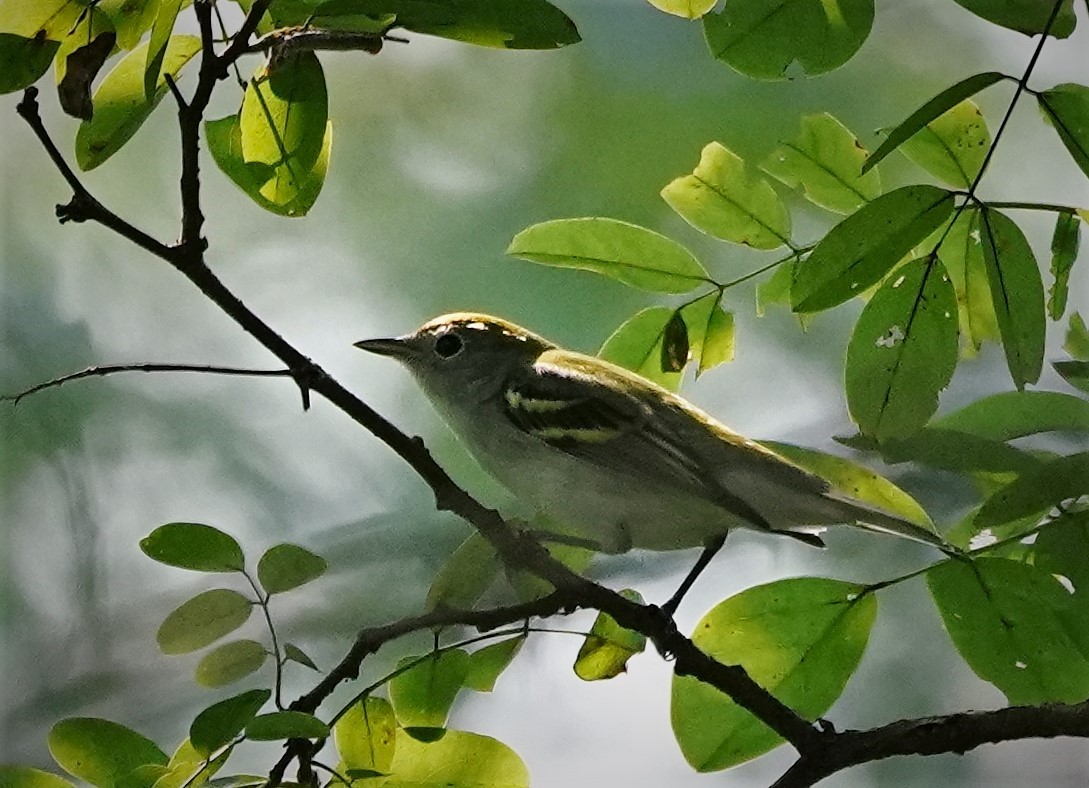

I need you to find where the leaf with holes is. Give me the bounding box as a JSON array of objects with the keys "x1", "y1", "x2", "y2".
[
  {"x1": 898, "y1": 99, "x2": 990, "y2": 188},
  {"x1": 846, "y1": 257, "x2": 959, "y2": 441},
  {"x1": 938, "y1": 209, "x2": 999, "y2": 356}
]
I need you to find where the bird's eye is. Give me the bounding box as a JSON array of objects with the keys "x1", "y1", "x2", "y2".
[{"x1": 434, "y1": 332, "x2": 464, "y2": 359}]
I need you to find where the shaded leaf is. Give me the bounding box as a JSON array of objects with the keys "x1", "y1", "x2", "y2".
[
  {"x1": 284, "y1": 643, "x2": 319, "y2": 671},
  {"x1": 334, "y1": 696, "x2": 396, "y2": 775},
  {"x1": 791, "y1": 185, "x2": 955, "y2": 312},
  {"x1": 761, "y1": 113, "x2": 881, "y2": 215},
  {"x1": 195, "y1": 640, "x2": 268, "y2": 688},
  {"x1": 351, "y1": 729, "x2": 528, "y2": 787},
  {"x1": 256, "y1": 543, "x2": 327, "y2": 595},
  {"x1": 140, "y1": 523, "x2": 245, "y2": 573},
  {"x1": 864, "y1": 72, "x2": 1007, "y2": 175},
  {"x1": 388, "y1": 650, "x2": 470, "y2": 730},
  {"x1": 245, "y1": 712, "x2": 329, "y2": 742},
  {"x1": 1066, "y1": 312, "x2": 1089, "y2": 360},
  {"x1": 646, "y1": 0, "x2": 716, "y2": 19},
  {"x1": 75, "y1": 35, "x2": 201, "y2": 170},
  {"x1": 144, "y1": 0, "x2": 182, "y2": 99},
  {"x1": 660, "y1": 310, "x2": 689, "y2": 374},
  {"x1": 932, "y1": 391, "x2": 1089, "y2": 440},
  {"x1": 846, "y1": 257, "x2": 959, "y2": 441},
  {"x1": 466, "y1": 637, "x2": 525, "y2": 693},
  {"x1": 928, "y1": 557, "x2": 1089, "y2": 705},
  {"x1": 661, "y1": 142, "x2": 791, "y2": 249},
  {"x1": 508, "y1": 218, "x2": 709, "y2": 293},
  {"x1": 426, "y1": 531, "x2": 500, "y2": 610},
  {"x1": 156, "y1": 589, "x2": 253, "y2": 655},
  {"x1": 952, "y1": 0, "x2": 1076, "y2": 38},
  {"x1": 0, "y1": 33, "x2": 60, "y2": 95},
  {"x1": 975, "y1": 452, "x2": 1089, "y2": 529},
  {"x1": 843, "y1": 428, "x2": 1042, "y2": 476},
  {"x1": 696, "y1": 303, "x2": 735, "y2": 376},
  {"x1": 702, "y1": 0, "x2": 874, "y2": 79},
  {"x1": 191, "y1": 689, "x2": 272, "y2": 757},
  {"x1": 48, "y1": 718, "x2": 167, "y2": 787},
  {"x1": 938, "y1": 209, "x2": 999, "y2": 356},
  {"x1": 1034, "y1": 509, "x2": 1089, "y2": 613},
  {"x1": 599, "y1": 307, "x2": 681, "y2": 391},
  {"x1": 979, "y1": 209, "x2": 1046, "y2": 389},
  {"x1": 898, "y1": 99, "x2": 990, "y2": 188},
  {"x1": 574, "y1": 589, "x2": 646, "y2": 681},
  {"x1": 755, "y1": 258, "x2": 795, "y2": 316},
  {"x1": 0, "y1": 767, "x2": 74, "y2": 788},
  {"x1": 1049, "y1": 211, "x2": 1081, "y2": 320},
  {"x1": 57, "y1": 30, "x2": 116, "y2": 120},
  {"x1": 1038, "y1": 83, "x2": 1089, "y2": 180},
  {"x1": 1054, "y1": 361, "x2": 1089, "y2": 394},
  {"x1": 671, "y1": 578, "x2": 875, "y2": 771}
]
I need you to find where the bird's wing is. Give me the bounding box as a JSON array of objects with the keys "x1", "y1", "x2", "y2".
[{"x1": 503, "y1": 349, "x2": 830, "y2": 531}]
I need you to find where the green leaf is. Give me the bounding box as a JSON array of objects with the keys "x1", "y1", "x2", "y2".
[
  {"x1": 75, "y1": 35, "x2": 201, "y2": 170},
  {"x1": 761, "y1": 113, "x2": 881, "y2": 215},
  {"x1": 0, "y1": 0, "x2": 85, "y2": 39},
  {"x1": 695, "y1": 303, "x2": 735, "y2": 376},
  {"x1": 283, "y1": 642, "x2": 319, "y2": 671},
  {"x1": 849, "y1": 428, "x2": 1042, "y2": 476},
  {"x1": 760, "y1": 441, "x2": 934, "y2": 531},
  {"x1": 426, "y1": 531, "x2": 500, "y2": 610},
  {"x1": 975, "y1": 452, "x2": 1089, "y2": 529},
  {"x1": 190, "y1": 689, "x2": 272, "y2": 757},
  {"x1": 144, "y1": 0, "x2": 182, "y2": 99},
  {"x1": 661, "y1": 142, "x2": 790, "y2": 249},
  {"x1": 599, "y1": 306, "x2": 682, "y2": 390},
  {"x1": 574, "y1": 589, "x2": 646, "y2": 681},
  {"x1": 864, "y1": 73, "x2": 1008, "y2": 175},
  {"x1": 932, "y1": 391, "x2": 1089, "y2": 440},
  {"x1": 845, "y1": 257, "x2": 959, "y2": 441},
  {"x1": 349, "y1": 729, "x2": 528, "y2": 787},
  {"x1": 195, "y1": 640, "x2": 268, "y2": 688},
  {"x1": 671, "y1": 578, "x2": 875, "y2": 771},
  {"x1": 898, "y1": 99, "x2": 990, "y2": 188},
  {"x1": 979, "y1": 209, "x2": 1046, "y2": 389},
  {"x1": 1034, "y1": 509, "x2": 1089, "y2": 613},
  {"x1": 245, "y1": 712, "x2": 329, "y2": 742},
  {"x1": 0, "y1": 767, "x2": 75, "y2": 788},
  {"x1": 153, "y1": 739, "x2": 229, "y2": 788},
  {"x1": 140, "y1": 523, "x2": 245, "y2": 573},
  {"x1": 156, "y1": 589, "x2": 253, "y2": 655},
  {"x1": 1055, "y1": 361, "x2": 1089, "y2": 394},
  {"x1": 1048, "y1": 211, "x2": 1081, "y2": 320},
  {"x1": 928, "y1": 557, "x2": 1089, "y2": 704},
  {"x1": 205, "y1": 112, "x2": 332, "y2": 218},
  {"x1": 48, "y1": 718, "x2": 168, "y2": 788},
  {"x1": 306, "y1": 0, "x2": 579, "y2": 48},
  {"x1": 1038, "y1": 83, "x2": 1089, "y2": 180},
  {"x1": 755, "y1": 258, "x2": 795, "y2": 316},
  {"x1": 938, "y1": 209, "x2": 1000, "y2": 356},
  {"x1": 791, "y1": 185, "x2": 955, "y2": 312},
  {"x1": 98, "y1": 0, "x2": 160, "y2": 50},
  {"x1": 646, "y1": 0, "x2": 716, "y2": 19},
  {"x1": 951, "y1": 0, "x2": 1076, "y2": 38},
  {"x1": 256, "y1": 543, "x2": 326, "y2": 595},
  {"x1": 507, "y1": 218, "x2": 709, "y2": 293},
  {"x1": 465, "y1": 637, "x2": 525, "y2": 692},
  {"x1": 334, "y1": 696, "x2": 396, "y2": 775},
  {"x1": 702, "y1": 0, "x2": 874, "y2": 80},
  {"x1": 0, "y1": 33, "x2": 60, "y2": 94},
  {"x1": 237, "y1": 53, "x2": 332, "y2": 215},
  {"x1": 1066, "y1": 312, "x2": 1089, "y2": 360},
  {"x1": 388, "y1": 650, "x2": 470, "y2": 730}
]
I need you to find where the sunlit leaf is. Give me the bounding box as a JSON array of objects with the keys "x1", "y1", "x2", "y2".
[
  {"x1": 928, "y1": 557, "x2": 1089, "y2": 704},
  {"x1": 353, "y1": 729, "x2": 528, "y2": 787},
  {"x1": 98, "y1": 0, "x2": 160, "y2": 50},
  {"x1": 951, "y1": 0, "x2": 1076, "y2": 38},
  {"x1": 932, "y1": 391, "x2": 1089, "y2": 440},
  {"x1": 140, "y1": 523, "x2": 245, "y2": 573},
  {"x1": 702, "y1": 0, "x2": 874, "y2": 79},
  {"x1": 979, "y1": 209, "x2": 1045, "y2": 389},
  {"x1": 599, "y1": 307, "x2": 681, "y2": 390},
  {"x1": 245, "y1": 712, "x2": 329, "y2": 741},
  {"x1": 574, "y1": 589, "x2": 646, "y2": 681},
  {"x1": 938, "y1": 209, "x2": 999, "y2": 356},
  {"x1": 143, "y1": 0, "x2": 182, "y2": 99},
  {"x1": 671, "y1": 578, "x2": 875, "y2": 771},
  {"x1": 864, "y1": 72, "x2": 1008, "y2": 175},
  {"x1": 334, "y1": 696, "x2": 396, "y2": 775},
  {"x1": 426, "y1": 531, "x2": 500, "y2": 610},
  {"x1": 153, "y1": 738, "x2": 229, "y2": 788},
  {"x1": 388, "y1": 650, "x2": 470, "y2": 730},
  {"x1": 0, "y1": 0, "x2": 85, "y2": 40},
  {"x1": 761, "y1": 113, "x2": 881, "y2": 215},
  {"x1": 975, "y1": 452, "x2": 1089, "y2": 529},
  {"x1": 75, "y1": 35, "x2": 201, "y2": 170},
  {"x1": 508, "y1": 218, "x2": 709, "y2": 293},
  {"x1": 466, "y1": 637, "x2": 525, "y2": 692},
  {"x1": 48, "y1": 718, "x2": 167, "y2": 787},
  {"x1": 156, "y1": 589, "x2": 254, "y2": 655},
  {"x1": 191, "y1": 689, "x2": 272, "y2": 757},
  {"x1": 791, "y1": 185, "x2": 955, "y2": 312},
  {"x1": 1049, "y1": 211, "x2": 1081, "y2": 320},
  {"x1": 256, "y1": 543, "x2": 326, "y2": 595},
  {"x1": 195, "y1": 640, "x2": 268, "y2": 688},
  {"x1": 1038, "y1": 83, "x2": 1089, "y2": 180},
  {"x1": 661, "y1": 142, "x2": 791, "y2": 249},
  {"x1": 0, "y1": 767, "x2": 74, "y2": 788},
  {"x1": 0, "y1": 32, "x2": 60, "y2": 94},
  {"x1": 846, "y1": 257, "x2": 959, "y2": 441},
  {"x1": 898, "y1": 99, "x2": 990, "y2": 188},
  {"x1": 646, "y1": 0, "x2": 716, "y2": 19}
]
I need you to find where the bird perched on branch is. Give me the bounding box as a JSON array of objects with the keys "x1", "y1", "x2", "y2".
[{"x1": 355, "y1": 312, "x2": 950, "y2": 555}]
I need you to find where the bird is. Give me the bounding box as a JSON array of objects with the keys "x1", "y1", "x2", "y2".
[{"x1": 354, "y1": 312, "x2": 950, "y2": 555}]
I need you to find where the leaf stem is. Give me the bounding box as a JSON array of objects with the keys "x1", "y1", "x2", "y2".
[{"x1": 244, "y1": 570, "x2": 286, "y2": 710}]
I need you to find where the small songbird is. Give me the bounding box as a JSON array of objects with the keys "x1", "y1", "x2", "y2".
[{"x1": 354, "y1": 312, "x2": 948, "y2": 554}]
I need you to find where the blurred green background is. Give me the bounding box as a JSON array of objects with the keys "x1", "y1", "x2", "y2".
[{"x1": 2, "y1": 0, "x2": 1088, "y2": 784}]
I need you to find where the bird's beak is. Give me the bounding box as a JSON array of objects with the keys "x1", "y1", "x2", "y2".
[{"x1": 352, "y1": 336, "x2": 411, "y2": 358}]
